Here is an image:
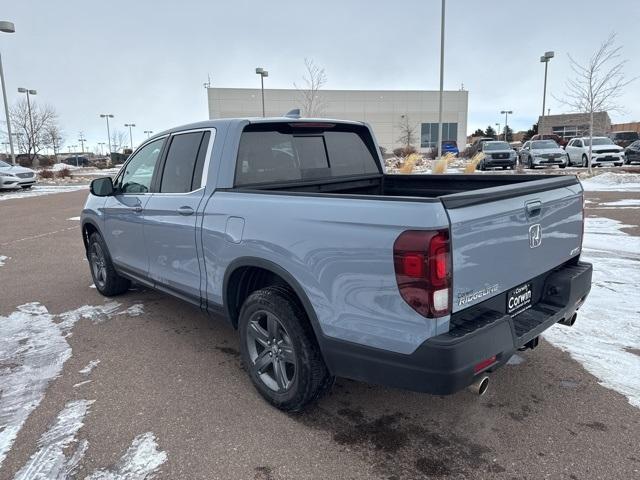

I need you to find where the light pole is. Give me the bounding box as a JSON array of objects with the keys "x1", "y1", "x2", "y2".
[
  {"x1": 144, "y1": 130, "x2": 153, "y2": 139},
  {"x1": 97, "y1": 142, "x2": 105, "y2": 156},
  {"x1": 124, "y1": 122, "x2": 135, "y2": 149},
  {"x1": 78, "y1": 132, "x2": 86, "y2": 153},
  {"x1": 539, "y1": 51, "x2": 554, "y2": 138},
  {"x1": 99, "y1": 113, "x2": 114, "y2": 157},
  {"x1": 0, "y1": 20, "x2": 16, "y2": 165},
  {"x1": 17, "y1": 88, "x2": 37, "y2": 158},
  {"x1": 500, "y1": 110, "x2": 512, "y2": 142},
  {"x1": 436, "y1": 0, "x2": 446, "y2": 158},
  {"x1": 255, "y1": 67, "x2": 269, "y2": 117},
  {"x1": 495, "y1": 123, "x2": 501, "y2": 138}
]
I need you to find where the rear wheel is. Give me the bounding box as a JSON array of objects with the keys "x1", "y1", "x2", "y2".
[
  {"x1": 581, "y1": 155, "x2": 588, "y2": 168},
  {"x1": 239, "y1": 286, "x2": 333, "y2": 411},
  {"x1": 87, "y1": 232, "x2": 131, "y2": 296}
]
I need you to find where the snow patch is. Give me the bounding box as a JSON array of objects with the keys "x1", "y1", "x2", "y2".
[
  {"x1": 85, "y1": 432, "x2": 168, "y2": 480},
  {"x1": 544, "y1": 216, "x2": 640, "y2": 408},
  {"x1": 599, "y1": 199, "x2": 640, "y2": 208},
  {"x1": 0, "y1": 255, "x2": 8, "y2": 267},
  {"x1": 0, "y1": 185, "x2": 88, "y2": 202},
  {"x1": 12, "y1": 399, "x2": 93, "y2": 480},
  {"x1": 68, "y1": 216, "x2": 81, "y2": 221},
  {"x1": 73, "y1": 380, "x2": 92, "y2": 388},
  {"x1": 580, "y1": 173, "x2": 640, "y2": 192},
  {"x1": 123, "y1": 304, "x2": 144, "y2": 317},
  {"x1": 79, "y1": 359, "x2": 100, "y2": 375},
  {"x1": 0, "y1": 301, "x2": 143, "y2": 468},
  {"x1": 507, "y1": 354, "x2": 525, "y2": 365}
]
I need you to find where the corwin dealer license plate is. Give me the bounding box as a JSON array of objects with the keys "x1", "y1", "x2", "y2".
[{"x1": 507, "y1": 282, "x2": 532, "y2": 316}]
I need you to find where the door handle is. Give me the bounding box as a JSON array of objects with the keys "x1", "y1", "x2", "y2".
[
  {"x1": 130, "y1": 205, "x2": 143, "y2": 213},
  {"x1": 525, "y1": 201, "x2": 542, "y2": 217},
  {"x1": 177, "y1": 206, "x2": 194, "y2": 216}
]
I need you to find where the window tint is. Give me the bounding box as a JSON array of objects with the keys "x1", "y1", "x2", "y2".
[
  {"x1": 117, "y1": 138, "x2": 164, "y2": 194},
  {"x1": 235, "y1": 126, "x2": 379, "y2": 185},
  {"x1": 160, "y1": 132, "x2": 206, "y2": 193},
  {"x1": 191, "y1": 131, "x2": 211, "y2": 190}
]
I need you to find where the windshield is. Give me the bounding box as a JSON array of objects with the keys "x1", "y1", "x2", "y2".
[
  {"x1": 483, "y1": 142, "x2": 511, "y2": 151},
  {"x1": 0, "y1": 159, "x2": 11, "y2": 168},
  {"x1": 531, "y1": 140, "x2": 558, "y2": 149},
  {"x1": 585, "y1": 138, "x2": 614, "y2": 146}
]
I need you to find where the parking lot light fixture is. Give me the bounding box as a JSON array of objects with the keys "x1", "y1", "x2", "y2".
[
  {"x1": 0, "y1": 21, "x2": 16, "y2": 164},
  {"x1": 255, "y1": 67, "x2": 269, "y2": 117},
  {"x1": 144, "y1": 130, "x2": 153, "y2": 139},
  {"x1": 124, "y1": 123, "x2": 136, "y2": 149},
  {"x1": 540, "y1": 51, "x2": 554, "y2": 138},
  {"x1": 17, "y1": 87, "x2": 37, "y2": 159},
  {"x1": 99, "y1": 114, "x2": 114, "y2": 156},
  {"x1": 500, "y1": 110, "x2": 512, "y2": 142}
]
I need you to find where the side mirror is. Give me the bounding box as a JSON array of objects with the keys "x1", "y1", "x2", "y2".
[{"x1": 90, "y1": 177, "x2": 114, "y2": 197}]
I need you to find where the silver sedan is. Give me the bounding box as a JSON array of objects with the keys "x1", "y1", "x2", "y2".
[{"x1": 0, "y1": 159, "x2": 38, "y2": 189}]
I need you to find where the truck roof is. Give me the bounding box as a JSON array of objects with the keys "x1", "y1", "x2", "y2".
[{"x1": 150, "y1": 116, "x2": 366, "y2": 140}]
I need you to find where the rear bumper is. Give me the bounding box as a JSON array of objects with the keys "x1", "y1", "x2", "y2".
[{"x1": 321, "y1": 260, "x2": 592, "y2": 395}]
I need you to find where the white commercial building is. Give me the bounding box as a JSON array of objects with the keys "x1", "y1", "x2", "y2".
[{"x1": 208, "y1": 88, "x2": 468, "y2": 152}]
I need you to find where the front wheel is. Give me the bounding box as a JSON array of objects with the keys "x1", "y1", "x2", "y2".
[
  {"x1": 21, "y1": 185, "x2": 32, "y2": 189},
  {"x1": 528, "y1": 156, "x2": 535, "y2": 169},
  {"x1": 559, "y1": 164, "x2": 566, "y2": 169},
  {"x1": 87, "y1": 232, "x2": 131, "y2": 296},
  {"x1": 239, "y1": 286, "x2": 333, "y2": 411},
  {"x1": 581, "y1": 155, "x2": 588, "y2": 168}
]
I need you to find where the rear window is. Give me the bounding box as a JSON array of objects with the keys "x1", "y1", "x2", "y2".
[
  {"x1": 613, "y1": 132, "x2": 639, "y2": 141},
  {"x1": 235, "y1": 124, "x2": 379, "y2": 186},
  {"x1": 160, "y1": 131, "x2": 210, "y2": 193}
]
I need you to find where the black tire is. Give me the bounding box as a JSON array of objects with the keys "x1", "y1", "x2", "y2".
[
  {"x1": 21, "y1": 185, "x2": 32, "y2": 189},
  {"x1": 87, "y1": 232, "x2": 131, "y2": 296},
  {"x1": 238, "y1": 285, "x2": 333, "y2": 411},
  {"x1": 480, "y1": 161, "x2": 486, "y2": 171},
  {"x1": 559, "y1": 164, "x2": 566, "y2": 169},
  {"x1": 509, "y1": 165, "x2": 515, "y2": 170},
  {"x1": 501, "y1": 166, "x2": 507, "y2": 170},
  {"x1": 581, "y1": 155, "x2": 588, "y2": 168},
  {"x1": 528, "y1": 156, "x2": 535, "y2": 169}
]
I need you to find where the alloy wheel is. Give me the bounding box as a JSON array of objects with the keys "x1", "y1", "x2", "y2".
[
  {"x1": 246, "y1": 310, "x2": 297, "y2": 392},
  {"x1": 89, "y1": 242, "x2": 107, "y2": 289}
]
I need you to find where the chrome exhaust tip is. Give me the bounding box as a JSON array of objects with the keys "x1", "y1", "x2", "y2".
[
  {"x1": 468, "y1": 376, "x2": 489, "y2": 396},
  {"x1": 558, "y1": 313, "x2": 577, "y2": 327}
]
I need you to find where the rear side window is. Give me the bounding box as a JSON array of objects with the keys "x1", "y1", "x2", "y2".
[
  {"x1": 235, "y1": 124, "x2": 379, "y2": 186},
  {"x1": 160, "y1": 131, "x2": 210, "y2": 193}
]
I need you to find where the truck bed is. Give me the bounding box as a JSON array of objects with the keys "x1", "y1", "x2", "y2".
[{"x1": 233, "y1": 173, "x2": 580, "y2": 208}]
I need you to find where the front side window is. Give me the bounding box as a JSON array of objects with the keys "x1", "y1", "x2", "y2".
[
  {"x1": 159, "y1": 131, "x2": 210, "y2": 193},
  {"x1": 116, "y1": 138, "x2": 164, "y2": 194}
]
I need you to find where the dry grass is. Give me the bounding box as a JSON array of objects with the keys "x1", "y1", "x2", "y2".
[
  {"x1": 399, "y1": 153, "x2": 421, "y2": 174},
  {"x1": 39, "y1": 169, "x2": 55, "y2": 179},
  {"x1": 464, "y1": 153, "x2": 485, "y2": 173},
  {"x1": 56, "y1": 167, "x2": 72, "y2": 178}
]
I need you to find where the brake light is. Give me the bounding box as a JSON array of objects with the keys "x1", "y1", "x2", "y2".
[{"x1": 393, "y1": 229, "x2": 452, "y2": 318}]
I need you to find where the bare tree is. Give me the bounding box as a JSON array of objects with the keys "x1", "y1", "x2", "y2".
[
  {"x1": 396, "y1": 115, "x2": 417, "y2": 148},
  {"x1": 43, "y1": 123, "x2": 64, "y2": 162},
  {"x1": 556, "y1": 34, "x2": 636, "y2": 174},
  {"x1": 10, "y1": 99, "x2": 59, "y2": 164},
  {"x1": 110, "y1": 130, "x2": 128, "y2": 152},
  {"x1": 294, "y1": 58, "x2": 327, "y2": 117}
]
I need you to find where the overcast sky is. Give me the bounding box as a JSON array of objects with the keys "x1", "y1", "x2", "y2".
[{"x1": 2, "y1": 0, "x2": 639, "y2": 151}]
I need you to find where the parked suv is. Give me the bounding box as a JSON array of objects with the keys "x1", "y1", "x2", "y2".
[
  {"x1": 609, "y1": 130, "x2": 639, "y2": 148},
  {"x1": 82, "y1": 117, "x2": 591, "y2": 411},
  {"x1": 624, "y1": 140, "x2": 640, "y2": 165},
  {"x1": 477, "y1": 141, "x2": 516, "y2": 170},
  {"x1": 565, "y1": 137, "x2": 625, "y2": 167},
  {"x1": 519, "y1": 140, "x2": 568, "y2": 169}
]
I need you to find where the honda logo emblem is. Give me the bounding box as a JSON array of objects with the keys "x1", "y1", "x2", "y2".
[{"x1": 529, "y1": 224, "x2": 542, "y2": 248}]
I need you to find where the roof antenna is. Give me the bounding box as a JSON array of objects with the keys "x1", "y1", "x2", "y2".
[{"x1": 284, "y1": 108, "x2": 301, "y2": 119}]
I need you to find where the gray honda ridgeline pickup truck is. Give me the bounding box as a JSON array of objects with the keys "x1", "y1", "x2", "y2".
[{"x1": 82, "y1": 116, "x2": 592, "y2": 411}]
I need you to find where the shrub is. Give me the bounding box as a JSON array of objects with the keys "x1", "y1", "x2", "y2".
[
  {"x1": 392, "y1": 145, "x2": 418, "y2": 158},
  {"x1": 38, "y1": 156, "x2": 55, "y2": 167},
  {"x1": 56, "y1": 167, "x2": 72, "y2": 178},
  {"x1": 39, "y1": 169, "x2": 55, "y2": 179}
]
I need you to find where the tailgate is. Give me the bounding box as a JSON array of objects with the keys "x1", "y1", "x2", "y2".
[{"x1": 442, "y1": 177, "x2": 583, "y2": 313}]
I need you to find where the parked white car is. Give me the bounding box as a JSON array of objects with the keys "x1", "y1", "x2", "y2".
[
  {"x1": 518, "y1": 140, "x2": 568, "y2": 169},
  {"x1": 0, "y1": 159, "x2": 37, "y2": 190},
  {"x1": 565, "y1": 137, "x2": 625, "y2": 167}
]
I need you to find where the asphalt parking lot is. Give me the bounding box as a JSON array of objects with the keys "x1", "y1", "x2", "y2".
[{"x1": 1, "y1": 184, "x2": 639, "y2": 480}]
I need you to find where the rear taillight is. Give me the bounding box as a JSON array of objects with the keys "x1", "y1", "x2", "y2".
[
  {"x1": 393, "y1": 229, "x2": 452, "y2": 318},
  {"x1": 580, "y1": 193, "x2": 585, "y2": 254}
]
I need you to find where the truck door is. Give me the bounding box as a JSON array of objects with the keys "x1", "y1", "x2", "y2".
[
  {"x1": 143, "y1": 129, "x2": 214, "y2": 304},
  {"x1": 103, "y1": 137, "x2": 166, "y2": 277}
]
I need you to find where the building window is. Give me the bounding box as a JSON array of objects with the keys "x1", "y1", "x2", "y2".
[
  {"x1": 552, "y1": 125, "x2": 589, "y2": 139},
  {"x1": 421, "y1": 123, "x2": 458, "y2": 148}
]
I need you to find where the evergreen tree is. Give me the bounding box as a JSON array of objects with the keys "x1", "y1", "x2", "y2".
[
  {"x1": 471, "y1": 128, "x2": 485, "y2": 137},
  {"x1": 503, "y1": 125, "x2": 514, "y2": 142},
  {"x1": 522, "y1": 123, "x2": 538, "y2": 142},
  {"x1": 485, "y1": 125, "x2": 497, "y2": 138}
]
